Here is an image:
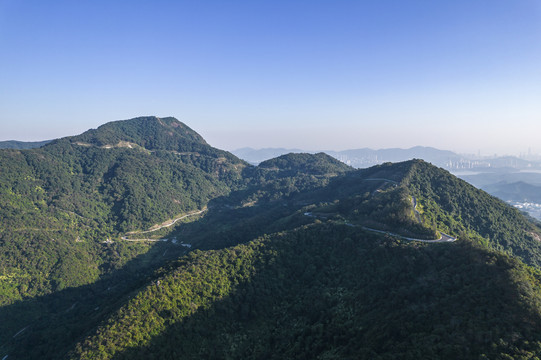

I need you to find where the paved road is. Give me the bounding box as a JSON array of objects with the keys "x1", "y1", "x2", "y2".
[
  {"x1": 121, "y1": 237, "x2": 167, "y2": 242},
  {"x1": 12, "y1": 326, "x2": 29, "y2": 339},
  {"x1": 122, "y1": 208, "x2": 207, "y2": 241},
  {"x1": 342, "y1": 217, "x2": 457, "y2": 243},
  {"x1": 437, "y1": 232, "x2": 457, "y2": 242},
  {"x1": 359, "y1": 225, "x2": 457, "y2": 243},
  {"x1": 363, "y1": 178, "x2": 399, "y2": 184}
]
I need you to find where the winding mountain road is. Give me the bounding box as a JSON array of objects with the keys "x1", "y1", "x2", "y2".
[
  {"x1": 363, "y1": 178, "x2": 398, "y2": 184},
  {"x1": 342, "y1": 179, "x2": 456, "y2": 242},
  {"x1": 121, "y1": 208, "x2": 207, "y2": 241},
  {"x1": 359, "y1": 225, "x2": 456, "y2": 243}
]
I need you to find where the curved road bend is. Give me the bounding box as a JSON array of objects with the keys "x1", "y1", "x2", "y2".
[
  {"x1": 363, "y1": 178, "x2": 399, "y2": 184},
  {"x1": 360, "y1": 225, "x2": 456, "y2": 243},
  {"x1": 121, "y1": 208, "x2": 207, "y2": 241},
  {"x1": 342, "y1": 219, "x2": 456, "y2": 243}
]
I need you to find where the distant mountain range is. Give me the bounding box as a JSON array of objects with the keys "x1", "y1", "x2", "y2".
[
  {"x1": 482, "y1": 181, "x2": 541, "y2": 204},
  {"x1": 5, "y1": 142, "x2": 539, "y2": 171},
  {"x1": 233, "y1": 146, "x2": 541, "y2": 171}
]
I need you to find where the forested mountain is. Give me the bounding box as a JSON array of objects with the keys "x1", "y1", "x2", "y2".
[
  {"x1": 230, "y1": 147, "x2": 306, "y2": 165},
  {"x1": 258, "y1": 152, "x2": 352, "y2": 175},
  {"x1": 402, "y1": 160, "x2": 541, "y2": 267},
  {"x1": 72, "y1": 225, "x2": 541, "y2": 360},
  {"x1": 2, "y1": 117, "x2": 541, "y2": 359},
  {"x1": 0, "y1": 116, "x2": 247, "y2": 305}
]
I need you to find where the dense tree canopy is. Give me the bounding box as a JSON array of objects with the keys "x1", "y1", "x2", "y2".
[{"x1": 2, "y1": 118, "x2": 541, "y2": 359}]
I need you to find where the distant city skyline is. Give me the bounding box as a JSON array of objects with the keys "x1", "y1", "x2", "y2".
[{"x1": 1, "y1": 1, "x2": 540, "y2": 156}]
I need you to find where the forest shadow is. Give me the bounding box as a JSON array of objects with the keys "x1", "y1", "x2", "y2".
[
  {"x1": 106, "y1": 227, "x2": 541, "y2": 360},
  {"x1": 177, "y1": 169, "x2": 386, "y2": 251},
  {"x1": 0, "y1": 178, "x2": 329, "y2": 359},
  {"x1": 0, "y1": 240, "x2": 189, "y2": 359},
  {"x1": 0, "y1": 167, "x2": 415, "y2": 359},
  {"x1": 105, "y1": 222, "x2": 365, "y2": 360}
]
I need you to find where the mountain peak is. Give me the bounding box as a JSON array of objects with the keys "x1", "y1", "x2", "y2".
[
  {"x1": 67, "y1": 116, "x2": 209, "y2": 151},
  {"x1": 258, "y1": 152, "x2": 352, "y2": 175}
]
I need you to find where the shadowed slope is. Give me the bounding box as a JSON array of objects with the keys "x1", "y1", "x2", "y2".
[{"x1": 72, "y1": 223, "x2": 541, "y2": 360}]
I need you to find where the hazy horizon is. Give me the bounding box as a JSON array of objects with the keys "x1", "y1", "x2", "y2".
[
  {"x1": 2, "y1": 119, "x2": 539, "y2": 159},
  {"x1": 1, "y1": 1, "x2": 540, "y2": 156}
]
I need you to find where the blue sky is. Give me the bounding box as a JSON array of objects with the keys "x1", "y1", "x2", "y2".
[{"x1": 1, "y1": 0, "x2": 540, "y2": 155}]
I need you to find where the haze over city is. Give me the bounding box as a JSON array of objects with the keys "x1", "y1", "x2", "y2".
[{"x1": 1, "y1": 0, "x2": 540, "y2": 155}]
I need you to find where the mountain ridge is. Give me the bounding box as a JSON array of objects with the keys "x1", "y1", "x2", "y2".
[
  {"x1": 0, "y1": 116, "x2": 248, "y2": 308},
  {"x1": 2, "y1": 117, "x2": 541, "y2": 359},
  {"x1": 0, "y1": 140, "x2": 52, "y2": 150}
]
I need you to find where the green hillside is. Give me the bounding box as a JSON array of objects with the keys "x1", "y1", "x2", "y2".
[
  {"x1": 258, "y1": 152, "x2": 352, "y2": 175},
  {"x1": 71, "y1": 223, "x2": 541, "y2": 360},
  {"x1": 402, "y1": 160, "x2": 541, "y2": 267},
  {"x1": 3, "y1": 119, "x2": 541, "y2": 359},
  {"x1": 0, "y1": 116, "x2": 247, "y2": 306}
]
